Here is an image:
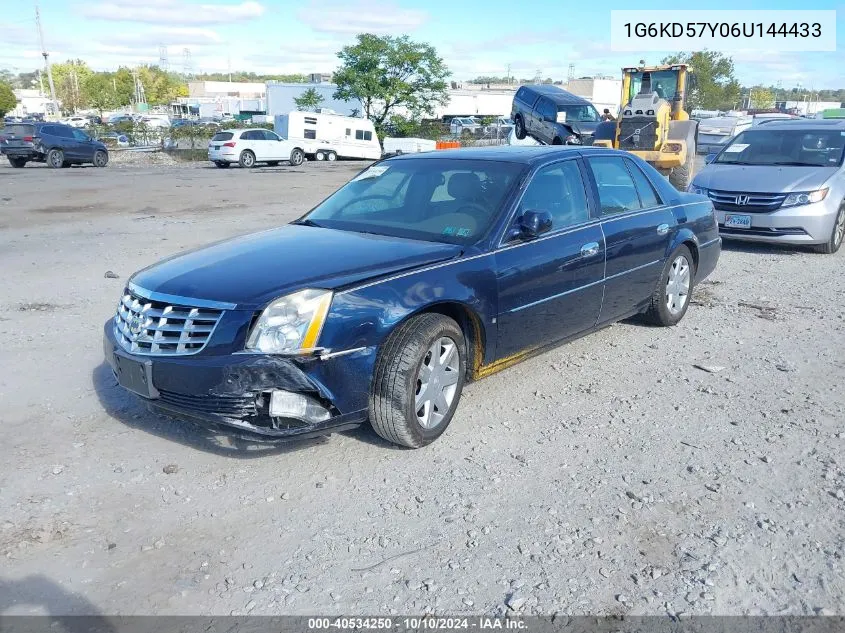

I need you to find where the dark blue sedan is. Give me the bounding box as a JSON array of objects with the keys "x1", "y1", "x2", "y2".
[{"x1": 103, "y1": 146, "x2": 721, "y2": 448}]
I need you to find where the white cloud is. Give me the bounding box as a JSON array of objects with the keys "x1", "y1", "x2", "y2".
[
  {"x1": 296, "y1": 0, "x2": 427, "y2": 35},
  {"x1": 100, "y1": 27, "x2": 223, "y2": 47},
  {"x1": 82, "y1": 0, "x2": 265, "y2": 25}
]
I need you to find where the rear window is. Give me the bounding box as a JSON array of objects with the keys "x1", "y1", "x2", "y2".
[
  {"x1": 5, "y1": 124, "x2": 35, "y2": 137},
  {"x1": 211, "y1": 132, "x2": 233, "y2": 142}
]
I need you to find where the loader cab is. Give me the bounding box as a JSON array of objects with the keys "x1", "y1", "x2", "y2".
[{"x1": 621, "y1": 65, "x2": 692, "y2": 120}]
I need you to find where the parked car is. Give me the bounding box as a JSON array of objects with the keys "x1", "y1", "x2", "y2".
[
  {"x1": 752, "y1": 113, "x2": 798, "y2": 126},
  {"x1": 450, "y1": 117, "x2": 482, "y2": 135},
  {"x1": 104, "y1": 146, "x2": 720, "y2": 448},
  {"x1": 512, "y1": 85, "x2": 601, "y2": 145},
  {"x1": 208, "y1": 128, "x2": 307, "y2": 168},
  {"x1": 690, "y1": 119, "x2": 845, "y2": 253},
  {"x1": 1, "y1": 121, "x2": 109, "y2": 168},
  {"x1": 63, "y1": 115, "x2": 92, "y2": 128},
  {"x1": 96, "y1": 131, "x2": 130, "y2": 147},
  {"x1": 696, "y1": 115, "x2": 753, "y2": 154},
  {"x1": 484, "y1": 117, "x2": 515, "y2": 135}
]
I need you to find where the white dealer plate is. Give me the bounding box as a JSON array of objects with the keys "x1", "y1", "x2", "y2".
[{"x1": 724, "y1": 214, "x2": 752, "y2": 229}]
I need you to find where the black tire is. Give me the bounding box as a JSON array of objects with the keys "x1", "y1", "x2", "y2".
[
  {"x1": 514, "y1": 115, "x2": 526, "y2": 140},
  {"x1": 214, "y1": 161, "x2": 230, "y2": 168},
  {"x1": 369, "y1": 313, "x2": 467, "y2": 448},
  {"x1": 325, "y1": 150, "x2": 337, "y2": 162},
  {"x1": 238, "y1": 150, "x2": 256, "y2": 168},
  {"x1": 289, "y1": 148, "x2": 304, "y2": 166},
  {"x1": 814, "y1": 204, "x2": 845, "y2": 254},
  {"x1": 643, "y1": 244, "x2": 695, "y2": 326},
  {"x1": 8, "y1": 157, "x2": 26, "y2": 168},
  {"x1": 669, "y1": 138, "x2": 696, "y2": 190},
  {"x1": 47, "y1": 148, "x2": 64, "y2": 169},
  {"x1": 93, "y1": 150, "x2": 109, "y2": 168}
]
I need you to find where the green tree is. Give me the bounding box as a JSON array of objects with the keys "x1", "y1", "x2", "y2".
[
  {"x1": 661, "y1": 51, "x2": 741, "y2": 111},
  {"x1": 0, "y1": 80, "x2": 17, "y2": 117},
  {"x1": 293, "y1": 87, "x2": 325, "y2": 111},
  {"x1": 749, "y1": 86, "x2": 775, "y2": 110},
  {"x1": 333, "y1": 34, "x2": 449, "y2": 130},
  {"x1": 84, "y1": 73, "x2": 118, "y2": 113}
]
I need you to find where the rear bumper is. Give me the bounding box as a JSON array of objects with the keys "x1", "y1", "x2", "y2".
[
  {"x1": 103, "y1": 322, "x2": 372, "y2": 440},
  {"x1": 715, "y1": 200, "x2": 838, "y2": 245},
  {"x1": 2, "y1": 148, "x2": 40, "y2": 159},
  {"x1": 695, "y1": 236, "x2": 721, "y2": 283},
  {"x1": 208, "y1": 149, "x2": 238, "y2": 163}
]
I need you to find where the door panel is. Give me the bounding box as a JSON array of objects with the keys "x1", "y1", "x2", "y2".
[
  {"x1": 494, "y1": 158, "x2": 604, "y2": 358},
  {"x1": 586, "y1": 156, "x2": 675, "y2": 323},
  {"x1": 262, "y1": 130, "x2": 284, "y2": 160}
]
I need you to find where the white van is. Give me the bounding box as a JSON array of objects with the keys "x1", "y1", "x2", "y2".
[
  {"x1": 274, "y1": 111, "x2": 381, "y2": 161},
  {"x1": 382, "y1": 137, "x2": 436, "y2": 157}
]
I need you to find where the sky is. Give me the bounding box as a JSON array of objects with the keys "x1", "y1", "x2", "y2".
[{"x1": 0, "y1": 0, "x2": 843, "y2": 89}]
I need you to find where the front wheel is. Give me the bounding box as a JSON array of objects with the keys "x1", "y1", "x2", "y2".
[
  {"x1": 814, "y1": 205, "x2": 845, "y2": 254},
  {"x1": 668, "y1": 138, "x2": 696, "y2": 190},
  {"x1": 314, "y1": 151, "x2": 325, "y2": 161},
  {"x1": 369, "y1": 313, "x2": 466, "y2": 448},
  {"x1": 93, "y1": 150, "x2": 109, "y2": 168},
  {"x1": 643, "y1": 245, "x2": 694, "y2": 326},
  {"x1": 8, "y1": 157, "x2": 26, "y2": 168},
  {"x1": 289, "y1": 148, "x2": 304, "y2": 166},
  {"x1": 47, "y1": 148, "x2": 64, "y2": 169}
]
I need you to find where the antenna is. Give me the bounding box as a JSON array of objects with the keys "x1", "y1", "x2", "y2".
[
  {"x1": 159, "y1": 45, "x2": 169, "y2": 71},
  {"x1": 34, "y1": 0, "x2": 58, "y2": 116}
]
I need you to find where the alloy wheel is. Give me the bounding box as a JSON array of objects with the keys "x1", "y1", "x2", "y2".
[
  {"x1": 665, "y1": 254, "x2": 691, "y2": 315},
  {"x1": 834, "y1": 209, "x2": 845, "y2": 248},
  {"x1": 414, "y1": 337, "x2": 460, "y2": 429}
]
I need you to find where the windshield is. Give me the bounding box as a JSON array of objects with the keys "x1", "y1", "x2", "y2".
[
  {"x1": 299, "y1": 158, "x2": 526, "y2": 245},
  {"x1": 556, "y1": 104, "x2": 600, "y2": 122},
  {"x1": 715, "y1": 128, "x2": 845, "y2": 167},
  {"x1": 627, "y1": 70, "x2": 679, "y2": 102}
]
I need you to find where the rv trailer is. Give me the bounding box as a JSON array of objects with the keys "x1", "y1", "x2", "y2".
[{"x1": 274, "y1": 110, "x2": 381, "y2": 161}]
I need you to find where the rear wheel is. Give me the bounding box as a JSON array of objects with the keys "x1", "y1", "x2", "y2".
[
  {"x1": 644, "y1": 244, "x2": 694, "y2": 326},
  {"x1": 369, "y1": 313, "x2": 466, "y2": 448},
  {"x1": 514, "y1": 115, "x2": 526, "y2": 140},
  {"x1": 238, "y1": 150, "x2": 256, "y2": 168},
  {"x1": 668, "y1": 138, "x2": 696, "y2": 190},
  {"x1": 8, "y1": 157, "x2": 26, "y2": 168},
  {"x1": 93, "y1": 150, "x2": 109, "y2": 168},
  {"x1": 814, "y1": 205, "x2": 845, "y2": 254},
  {"x1": 325, "y1": 150, "x2": 337, "y2": 162},
  {"x1": 289, "y1": 148, "x2": 304, "y2": 166},
  {"x1": 315, "y1": 151, "x2": 325, "y2": 161},
  {"x1": 47, "y1": 148, "x2": 64, "y2": 169}
]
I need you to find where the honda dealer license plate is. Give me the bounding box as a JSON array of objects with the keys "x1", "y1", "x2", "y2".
[
  {"x1": 113, "y1": 352, "x2": 157, "y2": 399},
  {"x1": 725, "y1": 214, "x2": 752, "y2": 229}
]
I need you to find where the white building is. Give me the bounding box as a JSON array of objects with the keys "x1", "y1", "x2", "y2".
[
  {"x1": 187, "y1": 81, "x2": 266, "y2": 99},
  {"x1": 9, "y1": 89, "x2": 58, "y2": 118},
  {"x1": 775, "y1": 100, "x2": 842, "y2": 116},
  {"x1": 563, "y1": 78, "x2": 623, "y2": 115}
]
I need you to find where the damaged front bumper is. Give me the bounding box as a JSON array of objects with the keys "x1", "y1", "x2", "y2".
[{"x1": 103, "y1": 322, "x2": 373, "y2": 440}]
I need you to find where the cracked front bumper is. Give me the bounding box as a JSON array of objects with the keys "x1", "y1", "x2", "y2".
[{"x1": 103, "y1": 322, "x2": 372, "y2": 439}]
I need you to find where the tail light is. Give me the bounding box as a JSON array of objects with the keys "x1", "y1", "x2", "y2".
[
  {"x1": 23, "y1": 136, "x2": 33, "y2": 142},
  {"x1": 223, "y1": 141, "x2": 236, "y2": 147}
]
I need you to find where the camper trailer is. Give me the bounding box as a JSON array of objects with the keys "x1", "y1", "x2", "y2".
[{"x1": 274, "y1": 110, "x2": 381, "y2": 161}]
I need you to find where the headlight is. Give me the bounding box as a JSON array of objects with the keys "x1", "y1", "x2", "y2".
[
  {"x1": 782, "y1": 188, "x2": 828, "y2": 208},
  {"x1": 688, "y1": 184, "x2": 708, "y2": 195},
  {"x1": 564, "y1": 134, "x2": 582, "y2": 144},
  {"x1": 246, "y1": 289, "x2": 333, "y2": 354}
]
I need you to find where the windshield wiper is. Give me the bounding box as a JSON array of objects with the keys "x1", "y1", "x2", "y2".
[
  {"x1": 292, "y1": 218, "x2": 323, "y2": 228},
  {"x1": 769, "y1": 161, "x2": 821, "y2": 166}
]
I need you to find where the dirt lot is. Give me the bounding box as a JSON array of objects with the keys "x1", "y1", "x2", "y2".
[{"x1": 0, "y1": 156, "x2": 843, "y2": 617}]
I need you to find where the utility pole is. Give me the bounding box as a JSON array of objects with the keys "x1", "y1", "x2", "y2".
[
  {"x1": 506, "y1": 64, "x2": 511, "y2": 86},
  {"x1": 35, "y1": 0, "x2": 58, "y2": 117}
]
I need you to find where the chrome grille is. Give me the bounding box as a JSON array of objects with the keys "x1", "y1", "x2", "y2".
[
  {"x1": 114, "y1": 291, "x2": 224, "y2": 356},
  {"x1": 707, "y1": 190, "x2": 787, "y2": 214}
]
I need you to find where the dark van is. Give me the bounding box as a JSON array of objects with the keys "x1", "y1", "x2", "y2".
[{"x1": 511, "y1": 85, "x2": 601, "y2": 146}]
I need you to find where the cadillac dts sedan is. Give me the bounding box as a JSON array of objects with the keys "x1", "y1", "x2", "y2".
[{"x1": 104, "y1": 146, "x2": 721, "y2": 448}]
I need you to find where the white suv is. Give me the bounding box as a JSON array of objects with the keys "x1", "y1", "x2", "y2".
[{"x1": 208, "y1": 128, "x2": 307, "y2": 168}]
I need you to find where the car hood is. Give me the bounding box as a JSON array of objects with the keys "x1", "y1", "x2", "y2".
[
  {"x1": 562, "y1": 121, "x2": 599, "y2": 137},
  {"x1": 129, "y1": 224, "x2": 463, "y2": 309},
  {"x1": 693, "y1": 164, "x2": 837, "y2": 192}
]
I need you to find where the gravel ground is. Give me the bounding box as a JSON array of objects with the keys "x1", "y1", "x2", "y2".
[{"x1": 0, "y1": 158, "x2": 843, "y2": 617}]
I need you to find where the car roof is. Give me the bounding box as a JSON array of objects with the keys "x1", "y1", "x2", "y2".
[
  {"x1": 520, "y1": 84, "x2": 592, "y2": 106},
  {"x1": 385, "y1": 145, "x2": 630, "y2": 165},
  {"x1": 749, "y1": 119, "x2": 845, "y2": 131}
]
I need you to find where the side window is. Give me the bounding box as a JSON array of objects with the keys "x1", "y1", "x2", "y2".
[
  {"x1": 519, "y1": 161, "x2": 590, "y2": 231},
  {"x1": 55, "y1": 126, "x2": 74, "y2": 139},
  {"x1": 263, "y1": 130, "x2": 280, "y2": 141},
  {"x1": 355, "y1": 130, "x2": 364, "y2": 140},
  {"x1": 539, "y1": 99, "x2": 554, "y2": 120},
  {"x1": 588, "y1": 156, "x2": 642, "y2": 215},
  {"x1": 345, "y1": 128, "x2": 351, "y2": 136},
  {"x1": 625, "y1": 159, "x2": 662, "y2": 208},
  {"x1": 363, "y1": 130, "x2": 373, "y2": 141},
  {"x1": 240, "y1": 131, "x2": 256, "y2": 140},
  {"x1": 303, "y1": 129, "x2": 316, "y2": 140},
  {"x1": 71, "y1": 128, "x2": 89, "y2": 141}
]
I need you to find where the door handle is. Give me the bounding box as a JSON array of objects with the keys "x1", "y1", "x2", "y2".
[
  {"x1": 657, "y1": 223, "x2": 669, "y2": 235},
  {"x1": 580, "y1": 242, "x2": 600, "y2": 257}
]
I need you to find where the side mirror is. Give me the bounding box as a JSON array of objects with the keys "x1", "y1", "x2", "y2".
[
  {"x1": 705, "y1": 152, "x2": 717, "y2": 164},
  {"x1": 519, "y1": 210, "x2": 553, "y2": 239}
]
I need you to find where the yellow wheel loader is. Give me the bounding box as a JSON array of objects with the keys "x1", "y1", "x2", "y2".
[{"x1": 592, "y1": 63, "x2": 698, "y2": 190}]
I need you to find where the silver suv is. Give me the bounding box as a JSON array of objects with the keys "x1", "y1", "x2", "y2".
[{"x1": 689, "y1": 119, "x2": 845, "y2": 254}]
